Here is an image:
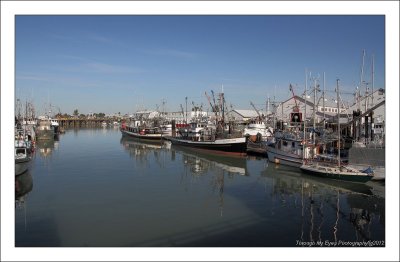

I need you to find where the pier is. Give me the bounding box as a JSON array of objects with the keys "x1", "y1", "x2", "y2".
[{"x1": 56, "y1": 118, "x2": 121, "y2": 128}]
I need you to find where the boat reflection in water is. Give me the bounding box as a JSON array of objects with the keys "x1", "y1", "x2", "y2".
[
  {"x1": 36, "y1": 139, "x2": 56, "y2": 159},
  {"x1": 120, "y1": 136, "x2": 166, "y2": 155},
  {"x1": 15, "y1": 170, "x2": 33, "y2": 208},
  {"x1": 171, "y1": 144, "x2": 249, "y2": 218},
  {"x1": 259, "y1": 164, "x2": 384, "y2": 245},
  {"x1": 172, "y1": 144, "x2": 248, "y2": 177}
]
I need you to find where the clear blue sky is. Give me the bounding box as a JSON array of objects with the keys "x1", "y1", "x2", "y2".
[{"x1": 15, "y1": 15, "x2": 385, "y2": 116}]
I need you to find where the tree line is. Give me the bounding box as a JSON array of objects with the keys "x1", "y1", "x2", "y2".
[{"x1": 55, "y1": 109, "x2": 107, "y2": 119}]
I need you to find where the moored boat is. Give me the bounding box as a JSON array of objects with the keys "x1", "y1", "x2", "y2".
[
  {"x1": 168, "y1": 136, "x2": 247, "y2": 154},
  {"x1": 121, "y1": 124, "x2": 163, "y2": 141},
  {"x1": 50, "y1": 118, "x2": 60, "y2": 134},
  {"x1": 15, "y1": 146, "x2": 32, "y2": 176},
  {"x1": 266, "y1": 130, "x2": 315, "y2": 167},
  {"x1": 300, "y1": 79, "x2": 374, "y2": 184},
  {"x1": 167, "y1": 122, "x2": 247, "y2": 154},
  {"x1": 36, "y1": 119, "x2": 54, "y2": 140},
  {"x1": 243, "y1": 120, "x2": 274, "y2": 140},
  {"x1": 300, "y1": 162, "x2": 374, "y2": 183}
]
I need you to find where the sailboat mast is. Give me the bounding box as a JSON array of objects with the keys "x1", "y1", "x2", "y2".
[
  {"x1": 323, "y1": 72, "x2": 325, "y2": 127},
  {"x1": 359, "y1": 49, "x2": 365, "y2": 112},
  {"x1": 221, "y1": 85, "x2": 225, "y2": 124},
  {"x1": 303, "y1": 68, "x2": 307, "y2": 161},
  {"x1": 313, "y1": 78, "x2": 317, "y2": 144},
  {"x1": 371, "y1": 54, "x2": 375, "y2": 106},
  {"x1": 336, "y1": 79, "x2": 341, "y2": 169}
]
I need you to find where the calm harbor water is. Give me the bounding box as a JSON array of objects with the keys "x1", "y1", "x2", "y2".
[{"x1": 15, "y1": 127, "x2": 385, "y2": 247}]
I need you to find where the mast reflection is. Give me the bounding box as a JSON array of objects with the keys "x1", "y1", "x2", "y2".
[
  {"x1": 120, "y1": 136, "x2": 168, "y2": 168},
  {"x1": 173, "y1": 145, "x2": 248, "y2": 177},
  {"x1": 172, "y1": 145, "x2": 248, "y2": 217},
  {"x1": 36, "y1": 139, "x2": 55, "y2": 159},
  {"x1": 15, "y1": 170, "x2": 33, "y2": 204},
  {"x1": 260, "y1": 165, "x2": 384, "y2": 244}
]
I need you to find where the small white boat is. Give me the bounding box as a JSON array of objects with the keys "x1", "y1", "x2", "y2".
[
  {"x1": 300, "y1": 162, "x2": 374, "y2": 183},
  {"x1": 15, "y1": 146, "x2": 32, "y2": 176}
]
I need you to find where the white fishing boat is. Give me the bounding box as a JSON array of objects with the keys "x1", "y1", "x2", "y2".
[
  {"x1": 160, "y1": 123, "x2": 173, "y2": 135},
  {"x1": 36, "y1": 119, "x2": 54, "y2": 140},
  {"x1": 50, "y1": 118, "x2": 60, "y2": 134},
  {"x1": 266, "y1": 130, "x2": 315, "y2": 167},
  {"x1": 15, "y1": 145, "x2": 32, "y2": 176},
  {"x1": 243, "y1": 120, "x2": 274, "y2": 140}
]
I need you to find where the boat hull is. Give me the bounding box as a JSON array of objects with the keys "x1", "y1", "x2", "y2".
[
  {"x1": 168, "y1": 136, "x2": 247, "y2": 154},
  {"x1": 300, "y1": 164, "x2": 374, "y2": 183},
  {"x1": 121, "y1": 129, "x2": 163, "y2": 141},
  {"x1": 15, "y1": 157, "x2": 31, "y2": 176},
  {"x1": 246, "y1": 140, "x2": 268, "y2": 156},
  {"x1": 266, "y1": 146, "x2": 303, "y2": 167}
]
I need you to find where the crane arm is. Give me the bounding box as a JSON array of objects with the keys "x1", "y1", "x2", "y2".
[
  {"x1": 204, "y1": 91, "x2": 214, "y2": 111},
  {"x1": 250, "y1": 101, "x2": 262, "y2": 119},
  {"x1": 289, "y1": 84, "x2": 299, "y2": 112}
]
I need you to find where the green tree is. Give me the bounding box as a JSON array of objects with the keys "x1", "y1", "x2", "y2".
[{"x1": 73, "y1": 109, "x2": 79, "y2": 116}]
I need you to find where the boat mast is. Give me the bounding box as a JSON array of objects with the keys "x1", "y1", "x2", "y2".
[
  {"x1": 359, "y1": 50, "x2": 366, "y2": 112},
  {"x1": 371, "y1": 53, "x2": 375, "y2": 106},
  {"x1": 221, "y1": 85, "x2": 225, "y2": 124},
  {"x1": 336, "y1": 79, "x2": 341, "y2": 169},
  {"x1": 313, "y1": 77, "x2": 317, "y2": 145},
  {"x1": 185, "y1": 96, "x2": 188, "y2": 124},
  {"x1": 303, "y1": 68, "x2": 307, "y2": 161},
  {"x1": 323, "y1": 72, "x2": 326, "y2": 127}
]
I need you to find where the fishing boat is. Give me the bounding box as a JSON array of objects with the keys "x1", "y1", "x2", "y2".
[
  {"x1": 168, "y1": 136, "x2": 247, "y2": 154},
  {"x1": 300, "y1": 79, "x2": 374, "y2": 183},
  {"x1": 243, "y1": 120, "x2": 274, "y2": 140},
  {"x1": 266, "y1": 83, "x2": 317, "y2": 166},
  {"x1": 167, "y1": 122, "x2": 247, "y2": 154},
  {"x1": 266, "y1": 130, "x2": 315, "y2": 167},
  {"x1": 36, "y1": 119, "x2": 54, "y2": 140},
  {"x1": 50, "y1": 118, "x2": 60, "y2": 134},
  {"x1": 166, "y1": 89, "x2": 247, "y2": 154},
  {"x1": 120, "y1": 122, "x2": 163, "y2": 141},
  {"x1": 15, "y1": 145, "x2": 32, "y2": 176},
  {"x1": 160, "y1": 123, "x2": 173, "y2": 135}
]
